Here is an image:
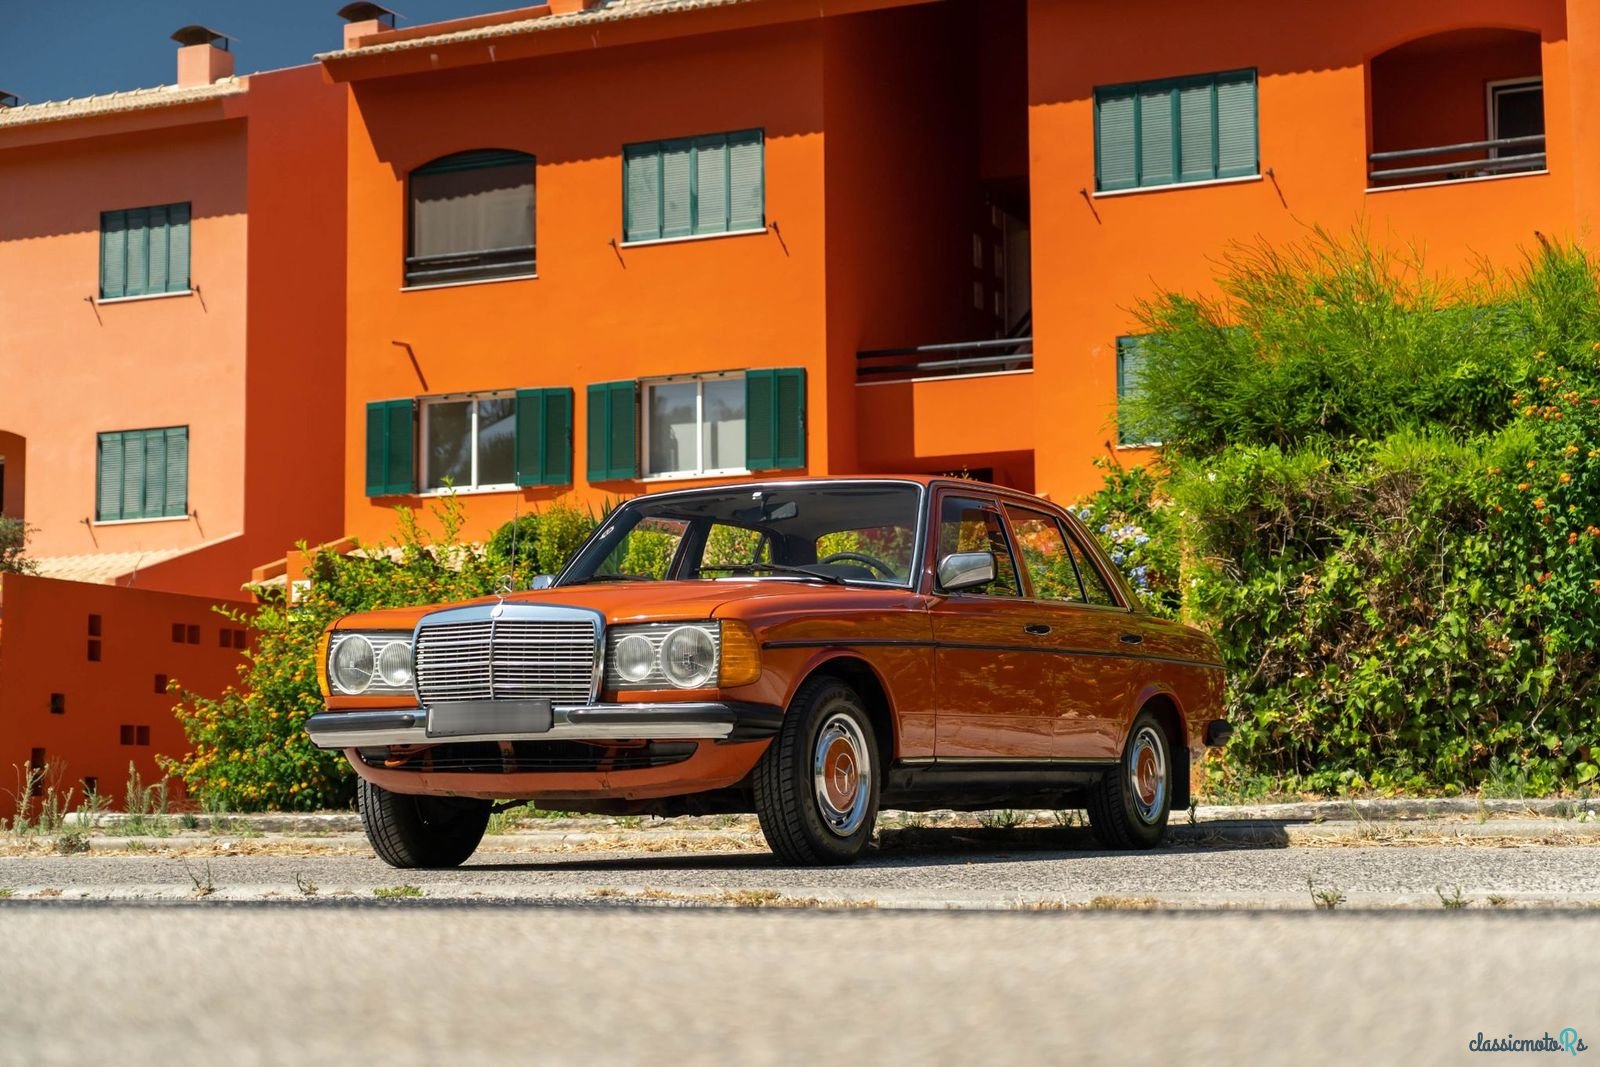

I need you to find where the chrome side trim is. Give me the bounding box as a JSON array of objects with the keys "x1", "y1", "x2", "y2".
[{"x1": 307, "y1": 701, "x2": 781, "y2": 749}]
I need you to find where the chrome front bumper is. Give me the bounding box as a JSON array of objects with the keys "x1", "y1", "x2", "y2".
[{"x1": 306, "y1": 700, "x2": 783, "y2": 749}]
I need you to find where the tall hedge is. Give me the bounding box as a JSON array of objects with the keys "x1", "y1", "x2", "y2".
[{"x1": 1093, "y1": 232, "x2": 1600, "y2": 795}]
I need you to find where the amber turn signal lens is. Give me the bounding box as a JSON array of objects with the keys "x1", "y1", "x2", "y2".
[
  {"x1": 718, "y1": 620, "x2": 762, "y2": 687},
  {"x1": 315, "y1": 629, "x2": 333, "y2": 699}
]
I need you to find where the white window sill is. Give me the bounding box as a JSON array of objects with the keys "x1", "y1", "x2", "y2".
[
  {"x1": 415, "y1": 484, "x2": 524, "y2": 498},
  {"x1": 1093, "y1": 174, "x2": 1262, "y2": 199},
  {"x1": 93, "y1": 514, "x2": 191, "y2": 527},
  {"x1": 639, "y1": 468, "x2": 753, "y2": 484},
  {"x1": 1115, "y1": 441, "x2": 1162, "y2": 450},
  {"x1": 1364, "y1": 168, "x2": 1548, "y2": 195},
  {"x1": 400, "y1": 274, "x2": 537, "y2": 293},
  {"x1": 95, "y1": 289, "x2": 193, "y2": 305},
  {"x1": 621, "y1": 227, "x2": 765, "y2": 249}
]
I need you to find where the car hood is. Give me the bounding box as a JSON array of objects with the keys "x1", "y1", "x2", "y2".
[{"x1": 329, "y1": 579, "x2": 889, "y2": 632}]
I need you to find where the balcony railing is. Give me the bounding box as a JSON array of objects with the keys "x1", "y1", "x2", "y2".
[
  {"x1": 857, "y1": 337, "x2": 1033, "y2": 383},
  {"x1": 1368, "y1": 134, "x2": 1546, "y2": 185}
]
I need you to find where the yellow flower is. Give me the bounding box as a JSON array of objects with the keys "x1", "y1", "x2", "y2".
[{"x1": 1560, "y1": 472, "x2": 1572, "y2": 484}]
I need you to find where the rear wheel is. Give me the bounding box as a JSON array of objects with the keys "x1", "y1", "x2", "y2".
[
  {"x1": 358, "y1": 778, "x2": 491, "y2": 869},
  {"x1": 753, "y1": 677, "x2": 880, "y2": 866},
  {"x1": 1086, "y1": 709, "x2": 1171, "y2": 849}
]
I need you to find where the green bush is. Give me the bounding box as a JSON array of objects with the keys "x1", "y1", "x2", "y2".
[
  {"x1": 1079, "y1": 233, "x2": 1600, "y2": 796},
  {"x1": 0, "y1": 516, "x2": 37, "y2": 575}
]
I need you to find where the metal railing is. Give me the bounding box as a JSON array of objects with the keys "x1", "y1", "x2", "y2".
[
  {"x1": 857, "y1": 337, "x2": 1033, "y2": 382},
  {"x1": 1368, "y1": 134, "x2": 1546, "y2": 184}
]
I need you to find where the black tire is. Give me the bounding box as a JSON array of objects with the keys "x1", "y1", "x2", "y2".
[
  {"x1": 753, "y1": 677, "x2": 880, "y2": 866},
  {"x1": 357, "y1": 778, "x2": 492, "y2": 869},
  {"x1": 1086, "y1": 709, "x2": 1172, "y2": 850}
]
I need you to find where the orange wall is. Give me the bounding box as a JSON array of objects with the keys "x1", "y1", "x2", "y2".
[
  {"x1": 1027, "y1": 0, "x2": 1572, "y2": 500},
  {"x1": 342, "y1": 22, "x2": 830, "y2": 543},
  {"x1": 0, "y1": 120, "x2": 249, "y2": 563},
  {"x1": 0, "y1": 573, "x2": 249, "y2": 815}
]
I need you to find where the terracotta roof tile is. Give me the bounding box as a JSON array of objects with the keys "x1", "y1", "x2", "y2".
[{"x1": 0, "y1": 78, "x2": 246, "y2": 130}]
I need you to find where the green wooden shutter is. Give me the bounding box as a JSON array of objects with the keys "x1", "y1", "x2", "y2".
[
  {"x1": 745, "y1": 368, "x2": 806, "y2": 471},
  {"x1": 142, "y1": 429, "x2": 166, "y2": 518},
  {"x1": 624, "y1": 145, "x2": 660, "y2": 242},
  {"x1": 727, "y1": 130, "x2": 764, "y2": 232},
  {"x1": 660, "y1": 140, "x2": 693, "y2": 239},
  {"x1": 1137, "y1": 85, "x2": 1175, "y2": 187},
  {"x1": 1117, "y1": 336, "x2": 1155, "y2": 446},
  {"x1": 1095, "y1": 89, "x2": 1137, "y2": 192},
  {"x1": 365, "y1": 399, "x2": 415, "y2": 496},
  {"x1": 515, "y1": 387, "x2": 573, "y2": 487},
  {"x1": 147, "y1": 204, "x2": 172, "y2": 294},
  {"x1": 97, "y1": 433, "x2": 125, "y2": 521},
  {"x1": 163, "y1": 427, "x2": 189, "y2": 516},
  {"x1": 1178, "y1": 80, "x2": 1216, "y2": 182},
  {"x1": 167, "y1": 203, "x2": 192, "y2": 291},
  {"x1": 121, "y1": 431, "x2": 146, "y2": 518},
  {"x1": 125, "y1": 207, "x2": 151, "y2": 296},
  {"x1": 1215, "y1": 71, "x2": 1258, "y2": 178},
  {"x1": 586, "y1": 381, "x2": 637, "y2": 482},
  {"x1": 694, "y1": 136, "x2": 729, "y2": 235},
  {"x1": 101, "y1": 212, "x2": 128, "y2": 299}
]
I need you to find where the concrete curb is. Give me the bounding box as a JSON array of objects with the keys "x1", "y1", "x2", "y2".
[{"x1": 59, "y1": 795, "x2": 1600, "y2": 835}]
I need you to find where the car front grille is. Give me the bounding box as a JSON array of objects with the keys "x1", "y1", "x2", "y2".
[
  {"x1": 414, "y1": 617, "x2": 597, "y2": 705},
  {"x1": 360, "y1": 741, "x2": 697, "y2": 774}
]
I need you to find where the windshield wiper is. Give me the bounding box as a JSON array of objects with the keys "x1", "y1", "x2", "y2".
[{"x1": 706, "y1": 563, "x2": 846, "y2": 585}]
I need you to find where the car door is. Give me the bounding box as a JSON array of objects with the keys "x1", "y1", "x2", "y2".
[
  {"x1": 929, "y1": 490, "x2": 1057, "y2": 759},
  {"x1": 1004, "y1": 503, "x2": 1141, "y2": 760}
]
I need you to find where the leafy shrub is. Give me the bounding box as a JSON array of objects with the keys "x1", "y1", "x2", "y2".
[
  {"x1": 1070, "y1": 462, "x2": 1181, "y2": 616},
  {"x1": 0, "y1": 516, "x2": 37, "y2": 575},
  {"x1": 1086, "y1": 233, "x2": 1600, "y2": 796}
]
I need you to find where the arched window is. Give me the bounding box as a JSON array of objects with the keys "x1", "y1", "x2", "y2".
[{"x1": 406, "y1": 149, "x2": 535, "y2": 286}]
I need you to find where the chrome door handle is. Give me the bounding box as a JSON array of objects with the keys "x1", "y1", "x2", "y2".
[
  {"x1": 1120, "y1": 633, "x2": 1144, "y2": 645},
  {"x1": 1024, "y1": 623, "x2": 1052, "y2": 636}
]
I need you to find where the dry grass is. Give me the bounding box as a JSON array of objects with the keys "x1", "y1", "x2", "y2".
[{"x1": 585, "y1": 886, "x2": 876, "y2": 910}]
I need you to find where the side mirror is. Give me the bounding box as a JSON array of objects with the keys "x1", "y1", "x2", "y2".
[
  {"x1": 528, "y1": 574, "x2": 557, "y2": 590},
  {"x1": 937, "y1": 551, "x2": 996, "y2": 593}
]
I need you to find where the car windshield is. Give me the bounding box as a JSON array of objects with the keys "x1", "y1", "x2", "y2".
[{"x1": 562, "y1": 483, "x2": 924, "y2": 588}]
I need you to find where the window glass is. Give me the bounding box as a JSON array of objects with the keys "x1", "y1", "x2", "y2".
[
  {"x1": 698, "y1": 524, "x2": 772, "y2": 574},
  {"x1": 597, "y1": 516, "x2": 688, "y2": 580},
  {"x1": 1006, "y1": 507, "x2": 1086, "y2": 602},
  {"x1": 424, "y1": 400, "x2": 472, "y2": 490},
  {"x1": 1067, "y1": 536, "x2": 1120, "y2": 607},
  {"x1": 645, "y1": 376, "x2": 748, "y2": 477},
  {"x1": 475, "y1": 397, "x2": 516, "y2": 486},
  {"x1": 817, "y1": 525, "x2": 916, "y2": 583},
  {"x1": 937, "y1": 496, "x2": 1020, "y2": 596},
  {"x1": 407, "y1": 152, "x2": 535, "y2": 286}
]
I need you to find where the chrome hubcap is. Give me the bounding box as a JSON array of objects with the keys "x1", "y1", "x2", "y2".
[
  {"x1": 1129, "y1": 726, "x2": 1167, "y2": 825},
  {"x1": 813, "y1": 713, "x2": 871, "y2": 837}
]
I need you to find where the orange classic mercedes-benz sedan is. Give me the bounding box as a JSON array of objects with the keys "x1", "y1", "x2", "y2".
[{"x1": 308, "y1": 477, "x2": 1228, "y2": 867}]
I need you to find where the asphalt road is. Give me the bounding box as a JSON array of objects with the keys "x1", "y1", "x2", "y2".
[{"x1": 1, "y1": 905, "x2": 1594, "y2": 1065}]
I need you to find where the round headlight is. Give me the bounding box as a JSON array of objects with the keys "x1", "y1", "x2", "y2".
[
  {"x1": 615, "y1": 634, "x2": 656, "y2": 683},
  {"x1": 377, "y1": 641, "x2": 413, "y2": 688},
  {"x1": 660, "y1": 626, "x2": 717, "y2": 689},
  {"x1": 331, "y1": 634, "x2": 375, "y2": 694}
]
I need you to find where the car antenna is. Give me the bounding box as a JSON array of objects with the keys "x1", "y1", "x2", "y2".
[{"x1": 501, "y1": 461, "x2": 520, "y2": 596}]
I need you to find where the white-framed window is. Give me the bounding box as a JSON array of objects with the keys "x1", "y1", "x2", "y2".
[
  {"x1": 420, "y1": 391, "x2": 517, "y2": 492},
  {"x1": 642, "y1": 372, "x2": 748, "y2": 478},
  {"x1": 1486, "y1": 77, "x2": 1544, "y2": 161}
]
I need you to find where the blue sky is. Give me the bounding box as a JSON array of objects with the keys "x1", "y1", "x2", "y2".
[{"x1": 0, "y1": 0, "x2": 505, "y2": 103}]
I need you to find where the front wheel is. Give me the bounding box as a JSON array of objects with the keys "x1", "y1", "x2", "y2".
[
  {"x1": 1086, "y1": 709, "x2": 1171, "y2": 849},
  {"x1": 753, "y1": 678, "x2": 880, "y2": 865},
  {"x1": 358, "y1": 778, "x2": 492, "y2": 869}
]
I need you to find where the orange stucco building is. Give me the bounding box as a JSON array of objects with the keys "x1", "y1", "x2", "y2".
[{"x1": 0, "y1": 0, "x2": 1591, "y2": 806}]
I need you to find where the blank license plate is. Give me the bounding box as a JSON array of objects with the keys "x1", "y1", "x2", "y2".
[{"x1": 426, "y1": 699, "x2": 553, "y2": 739}]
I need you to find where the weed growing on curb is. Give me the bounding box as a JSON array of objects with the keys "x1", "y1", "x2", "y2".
[
  {"x1": 0, "y1": 888, "x2": 13, "y2": 899},
  {"x1": 124, "y1": 765, "x2": 171, "y2": 837},
  {"x1": 294, "y1": 872, "x2": 319, "y2": 897},
  {"x1": 1487, "y1": 894, "x2": 1511, "y2": 908},
  {"x1": 1436, "y1": 885, "x2": 1472, "y2": 909},
  {"x1": 374, "y1": 885, "x2": 423, "y2": 899},
  {"x1": 1308, "y1": 877, "x2": 1346, "y2": 910},
  {"x1": 977, "y1": 809, "x2": 1022, "y2": 830},
  {"x1": 183, "y1": 860, "x2": 216, "y2": 897}
]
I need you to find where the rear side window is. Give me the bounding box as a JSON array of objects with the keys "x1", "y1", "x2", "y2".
[
  {"x1": 936, "y1": 495, "x2": 1020, "y2": 596},
  {"x1": 1067, "y1": 535, "x2": 1120, "y2": 607},
  {"x1": 1006, "y1": 507, "x2": 1085, "y2": 602}
]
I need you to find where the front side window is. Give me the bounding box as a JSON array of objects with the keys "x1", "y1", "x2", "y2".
[
  {"x1": 624, "y1": 129, "x2": 764, "y2": 243},
  {"x1": 1095, "y1": 69, "x2": 1258, "y2": 191},
  {"x1": 422, "y1": 393, "x2": 516, "y2": 491},
  {"x1": 644, "y1": 374, "x2": 747, "y2": 478},
  {"x1": 101, "y1": 202, "x2": 190, "y2": 299},
  {"x1": 936, "y1": 495, "x2": 1020, "y2": 596},
  {"x1": 407, "y1": 150, "x2": 535, "y2": 286},
  {"x1": 97, "y1": 426, "x2": 188, "y2": 522}
]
